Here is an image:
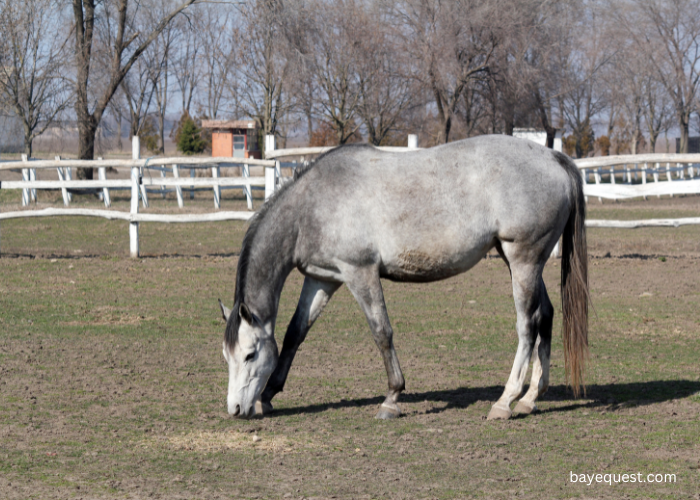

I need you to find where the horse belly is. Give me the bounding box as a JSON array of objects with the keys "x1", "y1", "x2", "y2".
[{"x1": 380, "y1": 245, "x2": 489, "y2": 282}]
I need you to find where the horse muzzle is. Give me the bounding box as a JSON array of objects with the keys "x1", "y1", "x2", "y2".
[{"x1": 228, "y1": 400, "x2": 263, "y2": 419}]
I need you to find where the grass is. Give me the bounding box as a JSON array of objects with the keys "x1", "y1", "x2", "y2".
[{"x1": 1, "y1": 194, "x2": 700, "y2": 498}]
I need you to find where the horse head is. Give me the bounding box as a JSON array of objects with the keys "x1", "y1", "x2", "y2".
[{"x1": 219, "y1": 299, "x2": 278, "y2": 418}]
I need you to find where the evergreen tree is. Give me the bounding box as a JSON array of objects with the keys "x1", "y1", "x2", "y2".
[{"x1": 176, "y1": 112, "x2": 206, "y2": 155}]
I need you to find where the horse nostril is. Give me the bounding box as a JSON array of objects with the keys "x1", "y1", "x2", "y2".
[{"x1": 232, "y1": 404, "x2": 240, "y2": 416}]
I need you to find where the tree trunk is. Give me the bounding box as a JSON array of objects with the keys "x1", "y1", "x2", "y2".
[
  {"x1": 76, "y1": 115, "x2": 98, "y2": 180},
  {"x1": 534, "y1": 91, "x2": 557, "y2": 149},
  {"x1": 23, "y1": 122, "x2": 33, "y2": 158},
  {"x1": 159, "y1": 112, "x2": 166, "y2": 154},
  {"x1": 443, "y1": 115, "x2": 452, "y2": 144},
  {"x1": 116, "y1": 112, "x2": 123, "y2": 151},
  {"x1": 679, "y1": 112, "x2": 690, "y2": 153},
  {"x1": 504, "y1": 116, "x2": 514, "y2": 136}
]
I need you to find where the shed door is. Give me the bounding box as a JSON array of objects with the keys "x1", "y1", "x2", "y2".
[
  {"x1": 233, "y1": 135, "x2": 245, "y2": 158},
  {"x1": 212, "y1": 131, "x2": 233, "y2": 157}
]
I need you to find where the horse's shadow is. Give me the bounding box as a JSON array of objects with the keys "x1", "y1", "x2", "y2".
[{"x1": 269, "y1": 380, "x2": 700, "y2": 418}]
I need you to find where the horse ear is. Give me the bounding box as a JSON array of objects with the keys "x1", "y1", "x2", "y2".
[
  {"x1": 218, "y1": 299, "x2": 231, "y2": 322},
  {"x1": 239, "y1": 303, "x2": 253, "y2": 325}
]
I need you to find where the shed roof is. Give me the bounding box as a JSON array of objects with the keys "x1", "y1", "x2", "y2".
[{"x1": 201, "y1": 120, "x2": 258, "y2": 130}]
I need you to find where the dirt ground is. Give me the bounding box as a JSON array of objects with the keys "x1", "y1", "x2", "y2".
[{"x1": 1, "y1": 195, "x2": 700, "y2": 499}]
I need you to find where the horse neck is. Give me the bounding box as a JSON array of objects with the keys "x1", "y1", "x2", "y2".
[{"x1": 240, "y1": 205, "x2": 297, "y2": 327}]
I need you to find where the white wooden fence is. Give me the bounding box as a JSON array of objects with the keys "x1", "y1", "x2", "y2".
[
  {"x1": 2, "y1": 136, "x2": 700, "y2": 258},
  {"x1": 0, "y1": 137, "x2": 287, "y2": 257},
  {"x1": 576, "y1": 153, "x2": 700, "y2": 201},
  {"x1": 573, "y1": 153, "x2": 700, "y2": 234}
]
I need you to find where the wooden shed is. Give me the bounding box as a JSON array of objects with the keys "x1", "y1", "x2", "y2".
[{"x1": 201, "y1": 120, "x2": 262, "y2": 160}]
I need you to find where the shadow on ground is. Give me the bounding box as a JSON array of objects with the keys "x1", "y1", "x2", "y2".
[{"x1": 270, "y1": 380, "x2": 700, "y2": 417}]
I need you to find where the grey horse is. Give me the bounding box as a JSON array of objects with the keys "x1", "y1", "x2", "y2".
[{"x1": 220, "y1": 135, "x2": 589, "y2": 420}]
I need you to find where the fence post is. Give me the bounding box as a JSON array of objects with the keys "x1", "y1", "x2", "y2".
[
  {"x1": 21, "y1": 155, "x2": 37, "y2": 203},
  {"x1": 56, "y1": 157, "x2": 69, "y2": 206},
  {"x1": 408, "y1": 134, "x2": 418, "y2": 149},
  {"x1": 160, "y1": 166, "x2": 167, "y2": 200},
  {"x1": 30, "y1": 169, "x2": 37, "y2": 203},
  {"x1": 97, "y1": 157, "x2": 103, "y2": 202},
  {"x1": 265, "y1": 135, "x2": 276, "y2": 200},
  {"x1": 139, "y1": 165, "x2": 149, "y2": 209},
  {"x1": 243, "y1": 163, "x2": 253, "y2": 210},
  {"x1": 130, "y1": 136, "x2": 140, "y2": 258},
  {"x1": 65, "y1": 163, "x2": 72, "y2": 203},
  {"x1": 21, "y1": 155, "x2": 30, "y2": 206},
  {"x1": 610, "y1": 165, "x2": 617, "y2": 202},
  {"x1": 98, "y1": 165, "x2": 111, "y2": 207},
  {"x1": 212, "y1": 165, "x2": 221, "y2": 209},
  {"x1": 172, "y1": 164, "x2": 184, "y2": 208}
]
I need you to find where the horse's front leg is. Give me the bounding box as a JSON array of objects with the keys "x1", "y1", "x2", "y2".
[
  {"x1": 344, "y1": 266, "x2": 405, "y2": 419},
  {"x1": 260, "y1": 277, "x2": 340, "y2": 412}
]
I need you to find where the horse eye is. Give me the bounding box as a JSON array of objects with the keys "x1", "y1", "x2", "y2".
[{"x1": 244, "y1": 351, "x2": 255, "y2": 362}]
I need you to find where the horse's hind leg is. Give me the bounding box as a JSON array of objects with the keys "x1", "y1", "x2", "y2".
[
  {"x1": 513, "y1": 279, "x2": 553, "y2": 415},
  {"x1": 344, "y1": 266, "x2": 405, "y2": 419},
  {"x1": 487, "y1": 259, "x2": 545, "y2": 420},
  {"x1": 261, "y1": 277, "x2": 341, "y2": 411}
]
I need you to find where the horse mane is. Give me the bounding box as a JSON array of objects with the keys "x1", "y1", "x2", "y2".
[{"x1": 225, "y1": 143, "x2": 377, "y2": 347}]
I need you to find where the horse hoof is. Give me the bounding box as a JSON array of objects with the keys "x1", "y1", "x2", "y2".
[
  {"x1": 513, "y1": 401, "x2": 536, "y2": 415},
  {"x1": 375, "y1": 403, "x2": 401, "y2": 419},
  {"x1": 487, "y1": 405, "x2": 512, "y2": 420},
  {"x1": 253, "y1": 400, "x2": 273, "y2": 417}
]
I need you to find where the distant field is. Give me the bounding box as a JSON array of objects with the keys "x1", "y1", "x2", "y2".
[{"x1": 1, "y1": 193, "x2": 700, "y2": 499}]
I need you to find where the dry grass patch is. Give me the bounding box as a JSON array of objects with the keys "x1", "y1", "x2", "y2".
[
  {"x1": 141, "y1": 430, "x2": 321, "y2": 454},
  {"x1": 60, "y1": 306, "x2": 154, "y2": 326}
]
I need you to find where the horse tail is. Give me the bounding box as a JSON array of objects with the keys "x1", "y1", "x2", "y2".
[{"x1": 557, "y1": 151, "x2": 589, "y2": 398}]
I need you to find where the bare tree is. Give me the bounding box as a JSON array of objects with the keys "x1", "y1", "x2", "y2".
[
  {"x1": 299, "y1": 0, "x2": 367, "y2": 144},
  {"x1": 355, "y1": 3, "x2": 418, "y2": 145},
  {"x1": 611, "y1": 0, "x2": 700, "y2": 153},
  {"x1": 459, "y1": 81, "x2": 490, "y2": 137},
  {"x1": 148, "y1": 2, "x2": 178, "y2": 153},
  {"x1": 0, "y1": 0, "x2": 73, "y2": 157},
  {"x1": 521, "y1": 0, "x2": 574, "y2": 148},
  {"x1": 71, "y1": 0, "x2": 197, "y2": 177},
  {"x1": 397, "y1": 0, "x2": 498, "y2": 144},
  {"x1": 234, "y1": 0, "x2": 295, "y2": 143},
  {"x1": 642, "y1": 75, "x2": 674, "y2": 152},
  {"x1": 107, "y1": 91, "x2": 128, "y2": 151},
  {"x1": 121, "y1": 55, "x2": 158, "y2": 138},
  {"x1": 197, "y1": 5, "x2": 235, "y2": 120},
  {"x1": 171, "y1": 13, "x2": 201, "y2": 115},
  {"x1": 559, "y1": 5, "x2": 611, "y2": 157}
]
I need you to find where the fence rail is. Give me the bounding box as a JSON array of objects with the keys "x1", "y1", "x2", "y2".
[{"x1": 0, "y1": 207, "x2": 254, "y2": 223}]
